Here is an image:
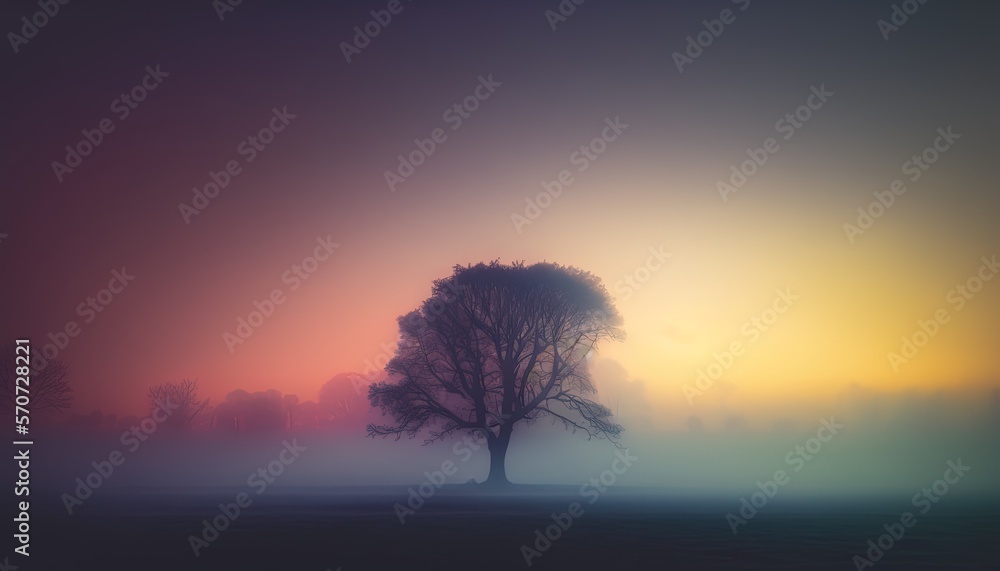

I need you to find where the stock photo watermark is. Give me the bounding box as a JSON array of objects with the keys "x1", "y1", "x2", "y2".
[
  {"x1": 877, "y1": 0, "x2": 932, "y2": 41},
  {"x1": 340, "y1": 0, "x2": 413, "y2": 63},
  {"x1": 222, "y1": 236, "x2": 340, "y2": 353},
  {"x1": 726, "y1": 416, "x2": 844, "y2": 533},
  {"x1": 887, "y1": 254, "x2": 997, "y2": 372},
  {"x1": 393, "y1": 411, "x2": 508, "y2": 524},
  {"x1": 213, "y1": 0, "x2": 245, "y2": 22},
  {"x1": 850, "y1": 458, "x2": 970, "y2": 570},
  {"x1": 31, "y1": 268, "x2": 136, "y2": 374},
  {"x1": 188, "y1": 439, "x2": 307, "y2": 556},
  {"x1": 362, "y1": 278, "x2": 465, "y2": 383},
  {"x1": 717, "y1": 84, "x2": 833, "y2": 202},
  {"x1": 520, "y1": 449, "x2": 639, "y2": 566},
  {"x1": 392, "y1": 431, "x2": 486, "y2": 524},
  {"x1": 385, "y1": 74, "x2": 502, "y2": 192},
  {"x1": 684, "y1": 288, "x2": 798, "y2": 403},
  {"x1": 60, "y1": 397, "x2": 180, "y2": 515},
  {"x1": 843, "y1": 126, "x2": 959, "y2": 244},
  {"x1": 612, "y1": 246, "x2": 670, "y2": 301},
  {"x1": 50, "y1": 65, "x2": 170, "y2": 182},
  {"x1": 511, "y1": 116, "x2": 628, "y2": 233},
  {"x1": 672, "y1": 0, "x2": 751, "y2": 73},
  {"x1": 178, "y1": 106, "x2": 297, "y2": 224},
  {"x1": 7, "y1": 0, "x2": 73, "y2": 54},
  {"x1": 543, "y1": 0, "x2": 587, "y2": 31}
]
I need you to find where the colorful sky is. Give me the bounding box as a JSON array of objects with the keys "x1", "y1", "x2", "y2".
[{"x1": 2, "y1": 0, "x2": 998, "y2": 439}]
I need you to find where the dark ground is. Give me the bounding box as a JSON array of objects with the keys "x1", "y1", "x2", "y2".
[{"x1": 10, "y1": 487, "x2": 999, "y2": 570}]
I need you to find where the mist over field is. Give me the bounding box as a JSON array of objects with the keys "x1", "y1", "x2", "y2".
[
  {"x1": 30, "y1": 368, "x2": 999, "y2": 497},
  {"x1": 3, "y1": 0, "x2": 999, "y2": 569}
]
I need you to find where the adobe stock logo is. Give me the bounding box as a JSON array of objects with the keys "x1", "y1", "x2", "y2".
[
  {"x1": 222, "y1": 236, "x2": 340, "y2": 353},
  {"x1": 339, "y1": 0, "x2": 412, "y2": 63},
  {"x1": 32, "y1": 268, "x2": 136, "y2": 374},
  {"x1": 543, "y1": 0, "x2": 587, "y2": 31},
  {"x1": 684, "y1": 288, "x2": 798, "y2": 403},
  {"x1": 393, "y1": 411, "x2": 506, "y2": 525},
  {"x1": 886, "y1": 254, "x2": 997, "y2": 372},
  {"x1": 843, "y1": 126, "x2": 959, "y2": 244},
  {"x1": 612, "y1": 246, "x2": 670, "y2": 301},
  {"x1": 877, "y1": 0, "x2": 932, "y2": 41},
  {"x1": 850, "y1": 459, "x2": 970, "y2": 570},
  {"x1": 520, "y1": 449, "x2": 638, "y2": 566},
  {"x1": 61, "y1": 397, "x2": 179, "y2": 515},
  {"x1": 213, "y1": 0, "x2": 245, "y2": 22},
  {"x1": 179, "y1": 107, "x2": 297, "y2": 224},
  {"x1": 726, "y1": 417, "x2": 844, "y2": 533},
  {"x1": 51, "y1": 65, "x2": 170, "y2": 182},
  {"x1": 671, "y1": 0, "x2": 751, "y2": 73},
  {"x1": 188, "y1": 440, "x2": 307, "y2": 556},
  {"x1": 511, "y1": 116, "x2": 628, "y2": 233},
  {"x1": 717, "y1": 84, "x2": 833, "y2": 202},
  {"x1": 384, "y1": 75, "x2": 501, "y2": 192},
  {"x1": 7, "y1": 0, "x2": 72, "y2": 54}
]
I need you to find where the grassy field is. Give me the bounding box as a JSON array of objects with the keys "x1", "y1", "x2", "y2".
[{"x1": 19, "y1": 487, "x2": 998, "y2": 570}]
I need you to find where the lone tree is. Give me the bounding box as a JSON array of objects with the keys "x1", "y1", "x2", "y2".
[
  {"x1": 367, "y1": 261, "x2": 624, "y2": 486},
  {"x1": 0, "y1": 342, "x2": 72, "y2": 414},
  {"x1": 147, "y1": 379, "x2": 209, "y2": 431}
]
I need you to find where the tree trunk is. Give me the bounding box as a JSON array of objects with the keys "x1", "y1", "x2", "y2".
[{"x1": 485, "y1": 428, "x2": 512, "y2": 486}]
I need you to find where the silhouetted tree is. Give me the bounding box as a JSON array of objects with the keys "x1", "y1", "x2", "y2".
[
  {"x1": 367, "y1": 261, "x2": 624, "y2": 485},
  {"x1": 320, "y1": 373, "x2": 368, "y2": 426},
  {"x1": 147, "y1": 379, "x2": 208, "y2": 431},
  {"x1": 0, "y1": 342, "x2": 72, "y2": 413},
  {"x1": 210, "y1": 389, "x2": 288, "y2": 433}
]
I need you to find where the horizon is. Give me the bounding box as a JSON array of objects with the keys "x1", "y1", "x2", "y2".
[{"x1": 2, "y1": 0, "x2": 998, "y2": 569}]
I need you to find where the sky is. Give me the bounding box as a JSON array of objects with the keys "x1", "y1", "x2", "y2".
[{"x1": 2, "y1": 0, "x2": 999, "y2": 491}]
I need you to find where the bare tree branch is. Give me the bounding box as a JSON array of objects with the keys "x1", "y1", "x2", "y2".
[
  {"x1": 0, "y1": 342, "x2": 72, "y2": 413},
  {"x1": 147, "y1": 379, "x2": 209, "y2": 431},
  {"x1": 366, "y1": 261, "x2": 625, "y2": 484}
]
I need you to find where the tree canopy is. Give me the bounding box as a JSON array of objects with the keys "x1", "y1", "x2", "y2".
[{"x1": 367, "y1": 260, "x2": 624, "y2": 484}]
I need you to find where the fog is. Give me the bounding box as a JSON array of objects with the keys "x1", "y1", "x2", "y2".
[{"x1": 32, "y1": 360, "x2": 999, "y2": 502}]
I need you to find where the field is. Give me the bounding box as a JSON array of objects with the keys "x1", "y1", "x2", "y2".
[{"x1": 23, "y1": 487, "x2": 998, "y2": 570}]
